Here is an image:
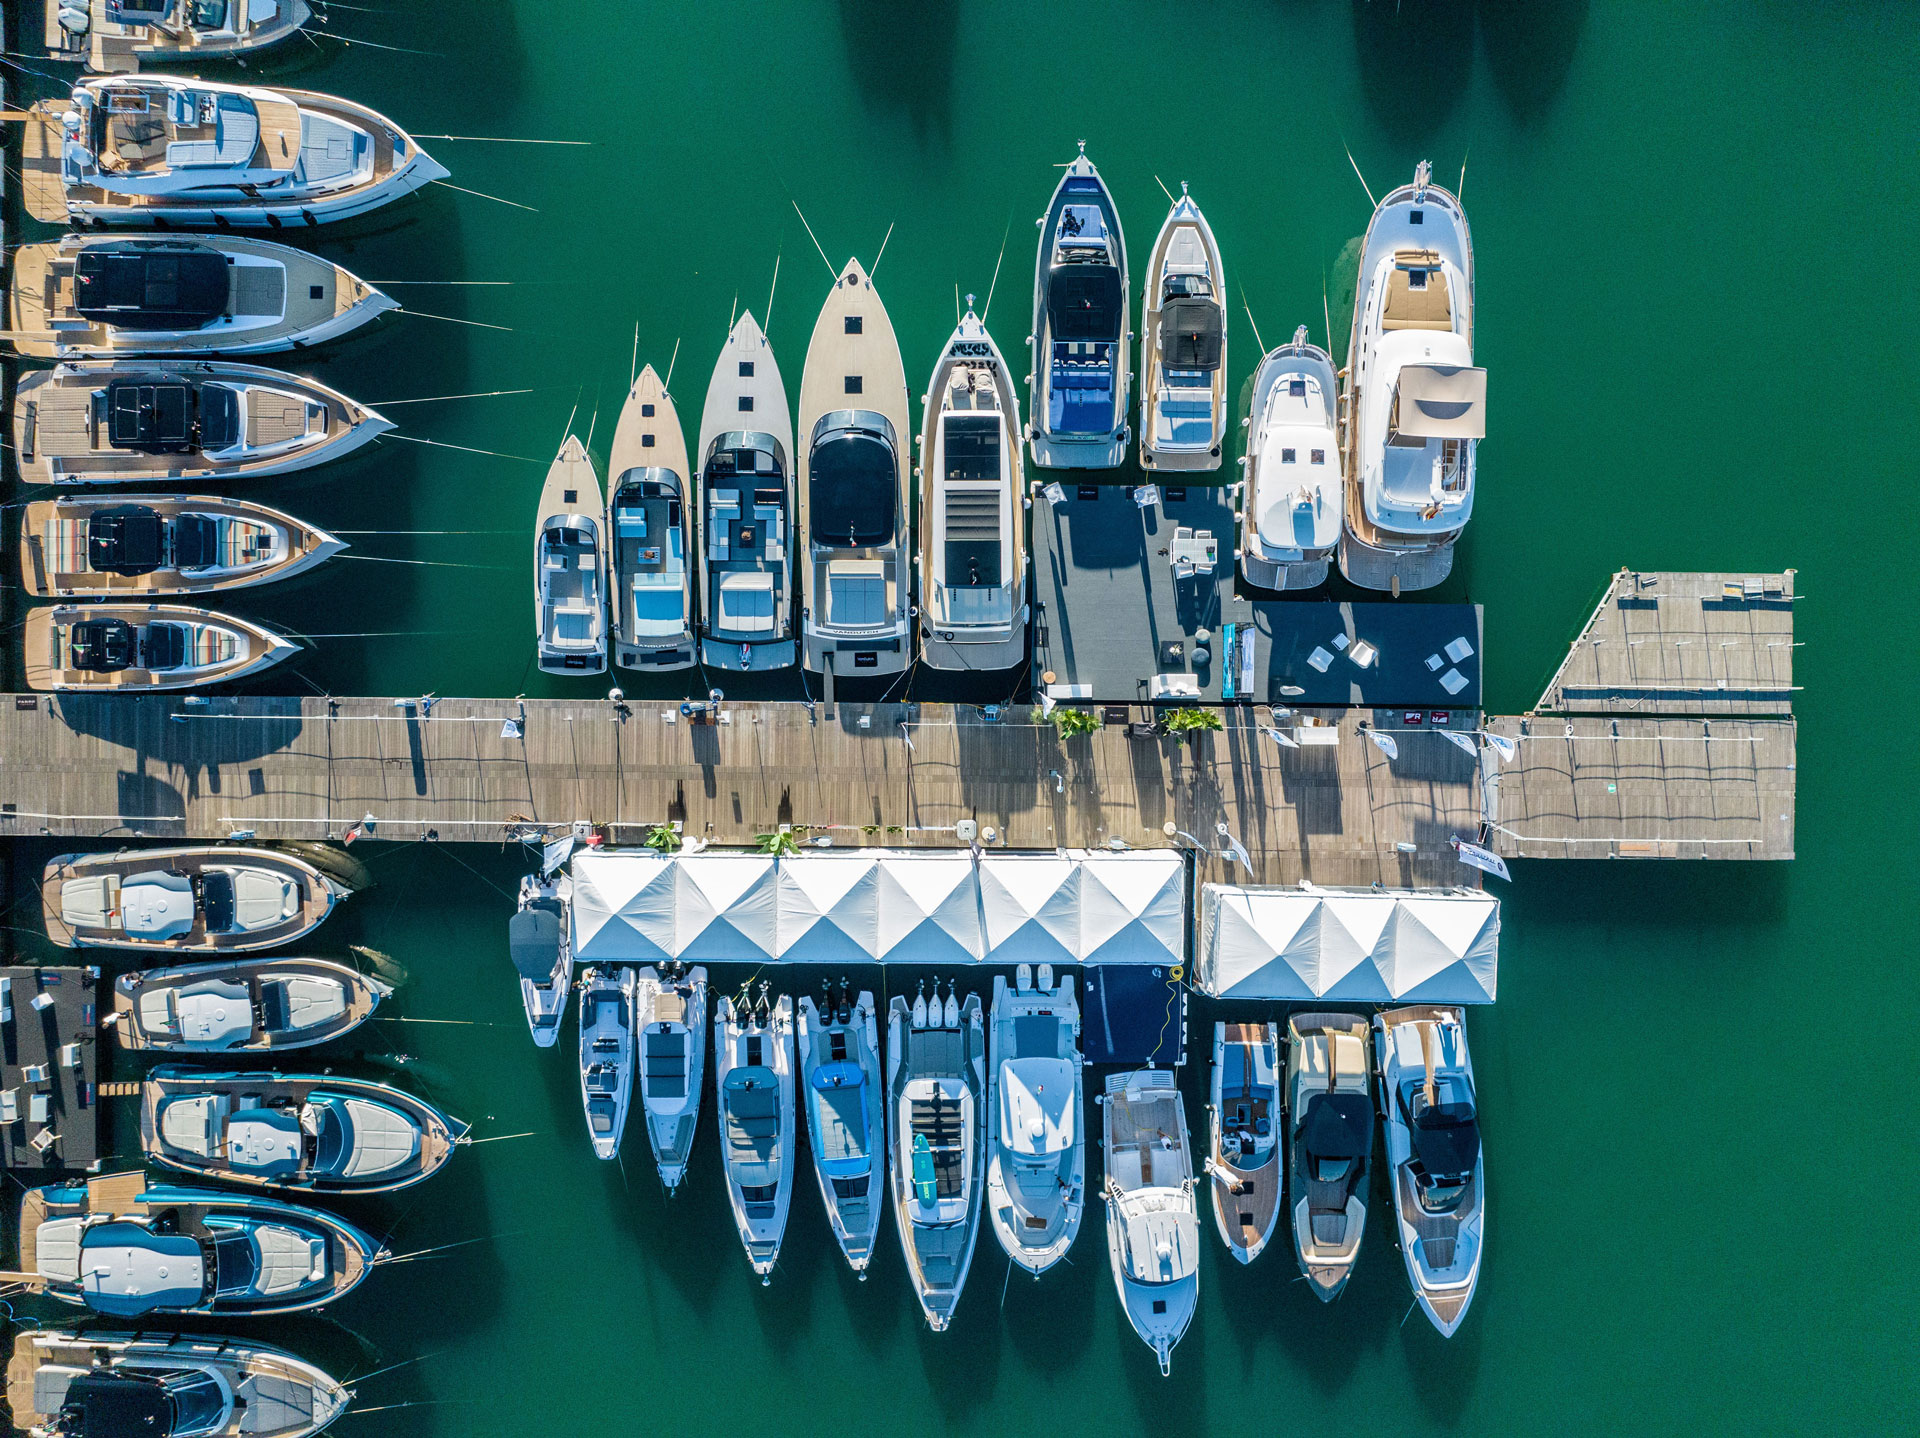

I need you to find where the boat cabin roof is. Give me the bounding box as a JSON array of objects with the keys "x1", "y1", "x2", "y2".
[
  {"x1": 74, "y1": 247, "x2": 228, "y2": 330},
  {"x1": 808, "y1": 410, "x2": 897, "y2": 548}
]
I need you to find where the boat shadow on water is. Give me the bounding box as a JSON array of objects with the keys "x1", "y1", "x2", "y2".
[{"x1": 834, "y1": 0, "x2": 958, "y2": 147}]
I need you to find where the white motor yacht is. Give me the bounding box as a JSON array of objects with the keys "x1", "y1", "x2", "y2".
[
  {"x1": 1340, "y1": 160, "x2": 1485, "y2": 593},
  {"x1": 636, "y1": 963, "x2": 707, "y2": 1193},
  {"x1": 1139, "y1": 185, "x2": 1227, "y2": 471},
  {"x1": 1377, "y1": 1004, "x2": 1484, "y2": 1335},
  {"x1": 509, "y1": 871, "x2": 571, "y2": 1049},
  {"x1": 534, "y1": 435, "x2": 608, "y2": 675},
  {"x1": 985, "y1": 964, "x2": 1084, "y2": 1275},
  {"x1": 49, "y1": 0, "x2": 313, "y2": 72},
  {"x1": 798, "y1": 982, "x2": 885, "y2": 1274},
  {"x1": 25, "y1": 602, "x2": 294, "y2": 692},
  {"x1": 917, "y1": 301, "x2": 1028, "y2": 671},
  {"x1": 1286, "y1": 1012, "x2": 1373, "y2": 1299},
  {"x1": 1102, "y1": 1068, "x2": 1199, "y2": 1375},
  {"x1": 887, "y1": 980, "x2": 986, "y2": 1331},
  {"x1": 577, "y1": 966, "x2": 636, "y2": 1161},
  {"x1": 1205, "y1": 1022, "x2": 1281, "y2": 1263},
  {"x1": 1028, "y1": 144, "x2": 1130, "y2": 469},
  {"x1": 715, "y1": 987, "x2": 796, "y2": 1282},
  {"x1": 608, "y1": 364, "x2": 695, "y2": 671},
  {"x1": 1238, "y1": 326, "x2": 1342, "y2": 590},
  {"x1": 798, "y1": 259, "x2": 912, "y2": 676},
  {"x1": 696, "y1": 313, "x2": 796, "y2": 672}
]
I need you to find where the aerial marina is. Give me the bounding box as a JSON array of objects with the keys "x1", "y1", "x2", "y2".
[{"x1": 0, "y1": 2, "x2": 1882, "y2": 1435}]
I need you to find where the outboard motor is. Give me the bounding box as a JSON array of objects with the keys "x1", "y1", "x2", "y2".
[
  {"x1": 942, "y1": 982, "x2": 959, "y2": 1030},
  {"x1": 911, "y1": 980, "x2": 927, "y2": 1030}
]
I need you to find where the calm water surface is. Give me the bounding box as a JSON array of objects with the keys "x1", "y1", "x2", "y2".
[{"x1": 5, "y1": 2, "x2": 1916, "y2": 1433}]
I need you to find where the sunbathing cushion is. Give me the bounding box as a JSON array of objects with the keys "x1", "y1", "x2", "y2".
[
  {"x1": 157, "y1": 1093, "x2": 230, "y2": 1157},
  {"x1": 138, "y1": 986, "x2": 180, "y2": 1036},
  {"x1": 34, "y1": 1216, "x2": 85, "y2": 1283},
  {"x1": 328, "y1": 1096, "x2": 420, "y2": 1178},
  {"x1": 59, "y1": 874, "x2": 118, "y2": 929},
  {"x1": 247, "y1": 1224, "x2": 325, "y2": 1295},
  {"x1": 271, "y1": 976, "x2": 347, "y2": 1031},
  {"x1": 229, "y1": 869, "x2": 295, "y2": 930}
]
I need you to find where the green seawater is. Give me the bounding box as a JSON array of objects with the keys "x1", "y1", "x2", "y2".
[{"x1": 4, "y1": 1, "x2": 1917, "y2": 1432}]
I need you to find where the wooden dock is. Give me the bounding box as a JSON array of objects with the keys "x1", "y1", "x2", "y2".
[{"x1": 0, "y1": 696, "x2": 1489, "y2": 889}]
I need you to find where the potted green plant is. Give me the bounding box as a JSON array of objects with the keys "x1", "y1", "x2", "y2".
[
  {"x1": 1163, "y1": 707, "x2": 1223, "y2": 739},
  {"x1": 1040, "y1": 706, "x2": 1103, "y2": 739},
  {"x1": 643, "y1": 825, "x2": 682, "y2": 854},
  {"x1": 754, "y1": 830, "x2": 801, "y2": 858}
]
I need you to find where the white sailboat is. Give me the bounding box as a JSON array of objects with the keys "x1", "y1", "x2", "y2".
[
  {"x1": 1102, "y1": 1068, "x2": 1199, "y2": 1375},
  {"x1": 984, "y1": 964, "x2": 1084, "y2": 1275},
  {"x1": 715, "y1": 986, "x2": 796, "y2": 1283},
  {"x1": 635, "y1": 963, "x2": 707, "y2": 1192},
  {"x1": 797, "y1": 982, "x2": 885, "y2": 1274}
]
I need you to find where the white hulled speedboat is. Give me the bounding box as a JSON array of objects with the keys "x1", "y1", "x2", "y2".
[
  {"x1": 1238, "y1": 325, "x2": 1342, "y2": 591},
  {"x1": 918, "y1": 301, "x2": 1028, "y2": 671},
  {"x1": 51, "y1": 0, "x2": 312, "y2": 72},
  {"x1": 1205, "y1": 1022, "x2": 1281, "y2": 1263},
  {"x1": 510, "y1": 870, "x2": 571, "y2": 1048},
  {"x1": 1286, "y1": 1011, "x2": 1373, "y2": 1299},
  {"x1": 1340, "y1": 160, "x2": 1485, "y2": 593},
  {"x1": 887, "y1": 980, "x2": 986, "y2": 1331},
  {"x1": 577, "y1": 966, "x2": 635, "y2": 1160},
  {"x1": 1102, "y1": 1068, "x2": 1199, "y2": 1375},
  {"x1": 25, "y1": 605, "x2": 294, "y2": 692},
  {"x1": 798, "y1": 982, "x2": 885, "y2": 1274},
  {"x1": 1028, "y1": 144, "x2": 1129, "y2": 469},
  {"x1": 636, "y1": 963, "x2": 707, "y2": 1193},
  {"x1": 985, "y1": 964, "x2": 1083, "y2": 1275},
  {"x1": 608, "y1": 363, "x2": 696, "y2": 671},
  {"x1": 715, "y1": 987, "x2": 796, "y2": 1282},
  {"x1": 1139, "y1": 185, "x2": 1226, "y2": 471},
  {"x1": 1377, "y1": 1004, "x2": 1484, "y2": 1335},
  {"x1": 534, "y1": 435, "x2": 607, "y2": 675}
]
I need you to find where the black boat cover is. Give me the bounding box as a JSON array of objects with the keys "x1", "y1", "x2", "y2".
[
  {"x1": 107, "y1": 382, "x2": 195, "y2": 453},
  {"x1": 1300, "y1": 1091, "x2": 1373, "y2": 1161},
  {"x1": 141, "y1": 622, "x2": 188, "y2": 671},
  {"x1": 1160, "y1": 297, "x2": 1224, "y2": 370},
  {"x1": 509, "y1": 902, "x2": 563, "y2": 980},
  {"x1": 75, "y1": 247, "x2": 229, "y2": 331},
  {"x1": 88, "y1": 508, "x2": 164, "y2": 576},
  {"x1": 69, "y1": 617, "x2": 136, "y2": 672},
  {"x1": 53, "y1": 1372, "x2": 174, "y2": 1438},
  {"x1": 1047, "y1": 265, "x2": 1122, "y2": 342},
  {"x1": 808, "y1": 411, "x2": 896, "y2": 547},
  {"x1": 171, "y1": 514, "x2": 219, "y2": 570},
  {"x1": 1409, "y1": 1099, "x2": 1481, "y2": 1183},
  {"x1": 199, "y1": 384, "x2": 241, "y2": 449}
]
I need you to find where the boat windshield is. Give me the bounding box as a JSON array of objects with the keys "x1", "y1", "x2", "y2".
[
  {"x1": 809, "y1": 412, "x2": 897, "y2": 547},
  {"x1": 1048, "y1": 266, "x2": 1121, "y2": 342}
]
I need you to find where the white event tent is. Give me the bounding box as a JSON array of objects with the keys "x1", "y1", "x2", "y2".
[
  {"x1": 570, "y1": 849, "x2": 1186, "y2": 967},
  {"x1": 1195, "y1": 883, "x2": 1499, "y2": 1003}
]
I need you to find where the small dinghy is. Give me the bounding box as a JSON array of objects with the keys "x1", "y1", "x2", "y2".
[
  {"x1": 1139, "y1": 185, "x2": 1227, "y2": 471},
  {"x1": 1029, "y1": 143, "x2": 1130, "y2": 469},
  {"x1": 695, "y1": 312, "x2": 797, "y2": 672},
  {"x1": 636, "y1": 962, "x2": 707, "y2": 1192},
  {"x1": 18, "y1": 1172, "x2": 383, "y2": 1317},
  {"x1": 510, "y1": 870, "x2": 571, "y2": 1048},
  {"x1": 44, "y1": 846, "x2": 347, "y2": 952},
  {"x1": 8, "y1": 234, "x2": 395, "y2": 360},
  {"x1": 797, "y1": 980, "x2": 884, "y2": 1274},
  {"x1": 577, "y1": 966, "x2": 636, "y2": 1161},
  {"x1": 25, "y1": 601, "x2": 295, "y2": 691},
  {"x1": 985, "y1": 964, "x2": 1084, "y2": 1275},
  {"x1": 6, "y1": 1328, "x2": 348, "y2": 1438},
  {"x1": 12, "y1": 360, "x2": 390, "y2": 487},
  {"x1": 42, "y1": 76, "x2": 445, "y2": 229},
  {"x1": 19, "y1": 493, "x2": 342, "y2": 599},
  {"x1": 112, "y1": 956, "x2": 390, "y2": 1054},
  {"x1": 1102, "y1": 1068, "x2": 1199, "y2": 1375},
  {"x1": 917, "y1": 301, "x2": 1029, "y2": 672},
  {"x1": 608, "y1": 363, "x2": 696, "y2": 671},
  {"x1": 50, "y1": 0, "x2": 314, "y2": 72},
  {"x1": 715, "y1": 984, "x2": 796, "y2": 1282},
  {"x1": 887, "y1": 979, "x2": 986, "y2": 1331},
  {"x1": 1205, "y1": 1021, "x2": 1282, "y2": 1264},
  {"x1": 1286, "y1": 1012, "x2": 1373, "y2": 1299},
  {"x1": 1378, "y1": 1004, "x2": 1484, "y2": 1336},
  {"x1": 1238, "y1": 326, "x2": 1343, "y2": 591},
  {"x1": 140, "y1": 1066, "x2": 467, "y2": 1195},
  {"x1": 534, "y1": 434, "x2": 607, "y2": 674}
]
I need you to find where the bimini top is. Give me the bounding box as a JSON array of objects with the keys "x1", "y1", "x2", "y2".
[
  {"x1": 1048, "y1": 264, "x2": 1121, "y2": 342},
  {"x1": 52, "y1": 1370, "x2": 227, "y2": 1438},
  {"x1": 808, "y1": 410, "x2": 897, "y2": 548},
  {"x1": 1158, "y1": 297, "x2": 1223, "y2": 370},
  {"x1": 1000, "y1": 1053, "x2": 1076, "y2": 1156},
  {"x1": 104, "y1": 379, "x2": 240, "y2": 453},
  {"x1": 74, "y1": 246, "x2": 228, "y2": 329},
  {"x1": 1394, "y1": 363, "x2": 1487, "y2": 439}
]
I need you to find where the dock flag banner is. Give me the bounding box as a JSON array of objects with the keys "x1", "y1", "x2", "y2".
[
  {"x1": 1451, "y1": 837, "x2": 1511, "y2": 882},
  {"x1": 1441, "y1": 729, "x2": 1480, "y2": 758},
  {"x1": 1365, "y1": 728, "x2": 1399, "y2": 760},
  {"x1": 1484, "y1": 730, "x2": 1517, "y2": 763}
]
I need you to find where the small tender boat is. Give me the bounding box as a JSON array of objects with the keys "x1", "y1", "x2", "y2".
[
  {"x1": 1377, "y1": 1004, "x2": 1484, "y2": 1335},
  {"x1": 1139, "y1": 185, "x2": 1227, "y2": 472},
  {"x1": 577, "y1": 966, "x2": 636, "y2": 1161},
  {"x1": 6, "y1": 1328, "x2": 348, "y2": 1438},
  {"x1": 25, "y1": 601, "x2": 294, "y2": 691},
  {"x1": 797, "y1": 981, "x2": 884, "y2": 1274},
  {"x1": 8, "y1": 234, "x2": 395, "y2": 360},
  {"x1": 1102, "y1": 1068, "x2": 1199, "y2": 1375},
  {"x1": 797, "y1": 258, "x2": 912, "y2": 676},
  {"x1": 715, "y1": 987, "x2": 796, "y2": 1282},
  {"x1": 887, "y1": 979, "x2": 986, "y2": 1331},
  {"x1": 140, "y1": 1065, "x2": 467, "y2": 1194},
  {"x1": 1340, "y1": 160, "x2": 1485, "y2": 593},
  {"x1": 608, "y1": 364, "x2": 695, "y2": 671},
  {"x1": 48, "y1": 0, "x2": 313, "y2": 73},
  {"x1": 19, "y1": 1172, "x2": 383, "y2": 1317},
  {"x1": 112, "y1": 956, "x2": 391, "y2": 1053},
  {"x1": 44, "y1": 76, "x2": 446, "y2": 228},
  {"x1": 1205, "y1": 1021, "x2": 1282, "y2": 1264},
  {"x1": 11, "y1": 361, "x2": 390, "y2": 487},
  {"x1": 1286, "y1": 1012, "x2": 1373, "y2": 1299},
  {"x1": 43, "y1": 846, "x2": 347, "y2": 952},
  {"x1": 985, "y1": 964, "x2": 1083, "y2": 1275},
  {"x1": 19, "y1": 494, "x2": 342, "y2": 599},
  {"x1": 510, "y1": 870, "x2": 571, "y2": 1048},
  {"x1": 1237, "y1": 326, "x2": 1342, "y2": 591},
  {"x1": 534, "y1": 434, "x2": 608, "y2": 675},
  {"x1": 917, "y1": 300, "x2": 1028, "y2": 671},
  {"x1": 1029, "y1": 143, "x2": 1130, "y2": 469},
  {"x1": 636, "y1": 962, "x2": 707, "y2": 1193},
  {"x1": 696, "y1": 312, "x2": 796, "y2": 672}
]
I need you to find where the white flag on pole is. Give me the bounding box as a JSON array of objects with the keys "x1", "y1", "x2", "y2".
[
  {"x1": 1441, "y1": 728, "x2": 1479, "y2": 757},
  {"x1": 541, "y1": 835, "x2": 576, "y2": 876},
  {"x1": 1365, "y1": 728, "x2": 1399, "y2": 760},
  {"x1": 1483, "y1": 730, "x2": 1517, "y2": 763},
  {"x1": 1216, "y1": 824, "x2": 1253, "y2": 872},
  {"x1": 1451, "y1": 836, "x2": 1511, "y2": 881},
  {"x1": 1261, "y1": 725, "x2": 1299, "y2": 749}
]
